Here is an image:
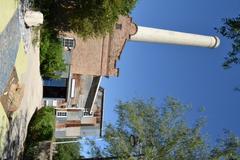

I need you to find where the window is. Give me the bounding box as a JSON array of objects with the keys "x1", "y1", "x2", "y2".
[
  {"x1": 83, "y1": 109, "x2": 92, "y2": 117},
  {"x1": 62, "y1": 38, "x2": 75, "y2": 49},
  {"x1": 56, "y1": 111, "x2": 67, "y2": 117},
  {"x1": 115, "y1": 23, "x2": 122, "y2": 30}
]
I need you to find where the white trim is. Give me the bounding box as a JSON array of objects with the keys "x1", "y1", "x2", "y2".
[
  {"x1": 43, "y1": 99, "x2": 61, "y2": 107},
  {"x1": 70, "y1": 79, "x2": 76, "y2": 98},
  {"x1": 83, "y1": 115, "x2": 94, "y2": 118},
  {"x1": 54, "y1": 108, "x2": 81, "y2": 110},
  {"x1": 62, "y1": 37, "x2": 75, "y2": 49},
  {"x1": 52, "y1": 100, "x2": 57, "y2": 107}
]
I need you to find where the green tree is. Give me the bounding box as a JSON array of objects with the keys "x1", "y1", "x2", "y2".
[
  {"x1": 210, "y1": 130, "x2": 240, "y2": 160},
  {"x1": 53, "y1": 140, "x2": 81, "y2": 160},
  {"x1": 92, "y1": 97, "x2": 240, "y2": 159},
  {"x1": 24, "y1": 107, "x2": 55, "y2": 159},
  {"x1": 216, "y1": 15, "x2": 240, "y2": 69},
  {"x1": 40, "y1": 28, "x2": 66, "y2": 79},
  {"x1": 26, "y1": 107, "x2": 55, "y2": 143},
  {"x1": 34, "y1": 0, "x2": 138, "y2": 38}
]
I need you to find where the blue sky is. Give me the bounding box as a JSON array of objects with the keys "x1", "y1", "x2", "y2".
[{"x1": 102, "y1": 0, "x2": 240, "y2": 141}]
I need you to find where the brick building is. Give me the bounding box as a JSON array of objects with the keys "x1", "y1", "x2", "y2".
[
  {"x1": 42, "y1": 16, "x2": 137, "y2": 138},
  {"x1": 42, "y1": 14, "x2": 220, "y2": 138}
]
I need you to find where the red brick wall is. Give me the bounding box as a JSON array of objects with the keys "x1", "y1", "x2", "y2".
[{"x1": 61, "y1": 16, "x2": 137, "y2": 76}]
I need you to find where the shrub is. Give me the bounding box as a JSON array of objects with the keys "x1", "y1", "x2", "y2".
[
  {"x1": 53, "y1": 139, "x2": 81, "y2": 160},
  {"x1": 24, "y1": 107, "x2": 55, "y2": 159},
  {"x1": 39, "y1": 28, "x2": 66, "y2": 79},
  {"x1": 28, "y1": 107, "x2": 55, "y2": 142}
]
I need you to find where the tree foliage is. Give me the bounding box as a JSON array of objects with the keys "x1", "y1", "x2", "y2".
[
  {"x1": 34, "y1": 0, "x2": 137, "y2": 38},
  {"x1": 27, "y1": 107, "x2": 55, "y2": 142},
  {"x1": 39, "y1": 28, "x2": 66, "y2": 79},
  {"x1": 53, "y1": 140, "x2": 81, "y2": 160},
  {"x1": 92, "y1": 97, "x2": 240, "y2": 160},
  {"x1": 210, "y1": 130, "x2": 240, "y2": 160},
  {"x1": 35, "y1": 0, "x2": 137, "y2": 78},
  {"x1": 216, "y1": 15, "x2": 240, "y2": 69},
  {"x1": 24, "y1": 107, "x2": 55, "y2": 159}
]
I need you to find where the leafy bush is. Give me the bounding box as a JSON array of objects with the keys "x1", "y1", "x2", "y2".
[
  {"x1": 23, "y1": 144, "x2": 40, "y2": 160},
  {"x1": 24, "y1": 107, "x2": 55, "y2": 159},
  {"x1": 40, "y1": 28, "x2": 66, "y2": 79},
  {"x1": 27, "y1": 107, "x2": 55, "y2": 142},
  {"x1": 53, "y1": 139, "x2": 81, "y2": 160}
]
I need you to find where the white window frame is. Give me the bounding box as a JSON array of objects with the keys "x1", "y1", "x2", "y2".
[
  {"x1": 62, "y1": 37, "x2": 75, "y2": 50},
  {"x1": 56, "y1": 111, "x2": 67, "y2": 117}
]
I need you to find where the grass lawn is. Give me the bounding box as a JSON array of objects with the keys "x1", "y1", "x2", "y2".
[{"x1": 0, "y1": 0, "x2": 18, "y2": 33}]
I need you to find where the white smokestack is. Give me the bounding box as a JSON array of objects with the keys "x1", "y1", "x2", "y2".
[{"x1": 130, "y1": 26, "x2": 220, "y2": 48}]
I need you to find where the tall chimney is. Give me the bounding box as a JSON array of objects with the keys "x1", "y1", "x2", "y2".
[{"x1": 130, "y1": 26, "x2": 220, "y2": 48}]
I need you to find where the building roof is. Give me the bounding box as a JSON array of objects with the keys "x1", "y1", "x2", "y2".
[{"x1": 85, "y1": 76, "x2": 101, "y2": 113}]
